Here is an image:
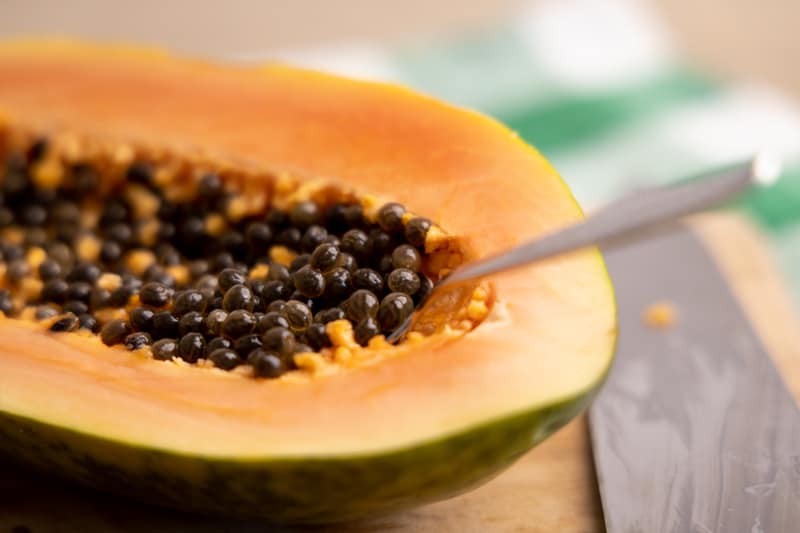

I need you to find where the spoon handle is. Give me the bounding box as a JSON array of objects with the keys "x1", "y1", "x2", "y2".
[{"x1": 440, "y1": 155, "x2": 775, "y2": 288}]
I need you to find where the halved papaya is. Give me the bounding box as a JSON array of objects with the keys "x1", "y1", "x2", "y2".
[{"x1": 0, "y1": 40, "x2": 616, "y2": 523}]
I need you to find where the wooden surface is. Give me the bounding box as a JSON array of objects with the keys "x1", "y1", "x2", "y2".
[{"x1": 1, "y1": 214, "x2": 798, "y2": 532}]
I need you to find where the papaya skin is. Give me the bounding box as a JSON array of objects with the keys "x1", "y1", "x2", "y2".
[
  {"x1": 0, "y1": 40, "x2": 616, "y2": 522},
  {"x1": 0, "y1": 391, "x2": 593, "y2": 523}
]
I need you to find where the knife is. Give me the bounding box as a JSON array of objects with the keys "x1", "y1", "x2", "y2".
[{"x1": 589, "y1": 224, "x2": 800, "y2": 532}]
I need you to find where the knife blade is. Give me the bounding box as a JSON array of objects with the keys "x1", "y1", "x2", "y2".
[{"x1": 589, "y1": 224, "x2": 800, "y2": 532}]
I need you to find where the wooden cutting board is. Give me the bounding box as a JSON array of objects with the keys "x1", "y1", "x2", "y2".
[{"x1": 1, "y1": 213, "x2": 798, "y2": 532}]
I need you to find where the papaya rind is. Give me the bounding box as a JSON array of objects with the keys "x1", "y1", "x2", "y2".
[{"x1": 0, "y1": 373, "x2": 605, "y2": 524}]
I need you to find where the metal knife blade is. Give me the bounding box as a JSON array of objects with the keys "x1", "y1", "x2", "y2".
[{"x1": 589, "y1": 224, "x2": 800, "y2": 532}]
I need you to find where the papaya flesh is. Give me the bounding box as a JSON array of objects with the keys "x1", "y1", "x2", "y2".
[{"x1": 0, "y1": 40, "x2": 617, "y2": 523}]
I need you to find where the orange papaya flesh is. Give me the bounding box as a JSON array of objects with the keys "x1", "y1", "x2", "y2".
[{"x1": 0, "y1": 40, "x2": 616, "y2": 522}]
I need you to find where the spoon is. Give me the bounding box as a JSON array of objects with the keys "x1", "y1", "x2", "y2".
[{"x1": 387, "y1": 152, "x2": 782, "y2": 343}]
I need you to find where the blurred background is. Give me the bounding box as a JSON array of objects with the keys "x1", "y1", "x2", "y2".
[
  {"x1": 2, "y1": 0, "x2": 799, "y2": 94},
  {"x1": 2, "y1": 0, "x2": 799, "y2": 301}
]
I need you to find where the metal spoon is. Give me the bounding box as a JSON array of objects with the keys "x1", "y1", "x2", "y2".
[{"x1": 386, "y1": 152, "x2": 781, "y2": 343}]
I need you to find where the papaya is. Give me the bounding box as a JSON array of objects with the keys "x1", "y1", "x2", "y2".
[{"x1": 0, "y1": 40, "x2": 616, "y2": 523}]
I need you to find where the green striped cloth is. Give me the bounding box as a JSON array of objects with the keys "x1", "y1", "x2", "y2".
[{"x1": 246, "y1": 0, "x2": 800, "y2": 303}]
